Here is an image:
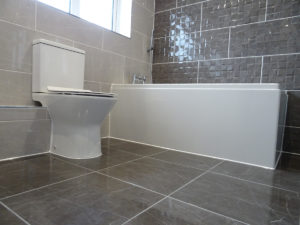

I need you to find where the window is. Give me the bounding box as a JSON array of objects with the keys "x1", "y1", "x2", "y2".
[{"x1": 39, "y1": 0, "x2": 132, "y2": 37}]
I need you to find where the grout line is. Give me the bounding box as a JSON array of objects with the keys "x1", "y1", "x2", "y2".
[
  {"x1": 265, "y1": 0, "x2": 268, "y2": 21},
  {"x1": 285, "y1": 125, "x2": 300, "y2": 129},
  {"x1": 152, "y1": 52, "x2": 300, "y2": 65},
  {"x1": 0, "y1": 152, "x2": 49, "y2": 163},
  {"x1": 155, "y1": 0, "x2": 206, "y2": 14},
  {"x1": 0, "y1": 119, "x2": 50, "y2": 123},
  {"x1": 0, "y1": 202, "x2": 32, "y2": 225},
  {"x1": 121, "y1": 161, "x2": 224, "y2": 225},
  {"x1": 0, "y1": 172, "x2": 95, "y2": 201},
  {"x1": 197, "y1": 60, "x2": 200, "y2": 83},
  {"x1": 0, "y1": 68, "x2": 31, "y2": 75},
  {"x1": 167, "y1": 197, "x2": 250, "y2": 225},
  {"x1": 281, "y1": 151, "x2": 300, "y2": 156},
  {"x1": 200, "y1": 3, "x2": 203, "y2": 33},
  {"x1": 227, "y1": 27, "x2": 231, "y2": 58},
  {"x1": 260, "y1": 56, "x2": 264, "y2": 83},
  {"x1": 210, "y1": 171, "x2": 300, "y2": 196},
  {"x1": 97, "y1": 171, "x2": 165, "y2": 197}
]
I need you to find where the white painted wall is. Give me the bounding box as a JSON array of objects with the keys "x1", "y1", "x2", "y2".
[{"x1": 110, "y1": 84, "x2": 281, "y2": 169}]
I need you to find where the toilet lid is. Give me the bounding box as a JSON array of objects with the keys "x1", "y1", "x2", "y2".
[{"x1": 47, "y1": 86, "x2": 115, "y2": 97}]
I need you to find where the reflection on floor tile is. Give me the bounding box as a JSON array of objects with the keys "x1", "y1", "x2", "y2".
[
  {"x1": 151, "y1": 150, "x2": 222, "y2": 170},
  {"x1": 126, "y1": 197, "x2": 243, "y2": 225},
  {"x1": 277, "y1": 152, "x2": 300, "y2": 171},
  {"x1": 101, "y1": 157, "x2": 203, "y2": 195},
  {"x1": 211, "y1": 160, "x2": 300, "y2": 194},
  {"x1": 110, "y1": 140, "x2": 167, "y2": 156},
  {"x1": 55, "y1": 147, "x2": 142, "y2": 171},
  {"x1": 3, "y1": 173, "x2": 163, "y2": 225},
  {"x1": 0, "y1": 204, "x2": 26, "y2": 225},
  {"x1": 0, "y1": 154, "x2": 90, "y2": 198},
  {"x1": 172, "y1": 172, "x2": 300, "y2": 225}
]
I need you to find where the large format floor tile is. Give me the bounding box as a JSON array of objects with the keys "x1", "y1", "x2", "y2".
[
  {"x1": 211, "y1": 160, "x2": 300, "y2": 194},
  {"x1": 150, "y1": 150, "x2": 222, "y2": 170},
  {"x1": 172, "y1": 172, "x2": 300, "y2": 225},
  {"x1": 126, "y1": 198, "x2": 243, "y2": 225},
  {"x1": 110, "y1": 140, "x2": 167, "y2": 156},
  {"x1": 0, "y1": 204, "x2": 26, "y2": 225},
  {"x1": 3, "y1": 173, "x2": 163, "y2": 225},
  {"x1": 55, "y1": 147, "x2": 142, "y2": 171},
  {"x1": 0, "y1": 154, "x2": 90, "y2": 198},
  {"x1": 101, "y1": 157, "x2": 203, "y2": 195}
]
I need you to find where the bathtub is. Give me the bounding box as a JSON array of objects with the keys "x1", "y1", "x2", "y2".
[{"x1": 110, "y1": 84, "x2": 286, "y2": 169}]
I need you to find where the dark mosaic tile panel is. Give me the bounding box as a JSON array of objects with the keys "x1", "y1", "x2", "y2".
[
  {"x1": 202, "y1": 0, "x2": 266, "y2": 30},
  {"x1": 0, "y1": 204, "x2": 26, "y2": 225},
  {"x1": 3, "y1": 173, "x2": 163, "y2": 225},
  {"x1": 283, "y1": 126, "x2": 300, "y2": 154},
  {"x1": 173, "y1": 4, "x2": 202, "y2": 35},
  {"x1": 0, "y1": 154, "x2": 89, "y2": 199},
  {"x1": 286, "y1": 91, "x2": 300, "y2": 127},
  {"x1": 198, "y1": 57, "x2": 262, "y2": 83},
  {"x1": 278, "y1": 152, "x2": 300, "y2": 171},
  {"x1": 155, "y1": 0, "x2": 176, "y2": 12},
  {"x1": 199, "y1": 28, "x2": 229, "y2": 59},
  {"x1": 153, "y1": 37, "x2": 175, "y2": 63},
  {"x1": 101, "y1": 157, "x2": 203, "y2": 195},
  {"x1": 172, "y1": 173, "x2": 300, "y2": 225},
  {"x1": 127, "y1": 197, "x2": 243, "y2": 225},
  {"x1": 267, "y1": 0, "x2": 300, "y2": 20},
  {"x1": 177, "y1": 0, "x2": 205, "y2": 7},
  {"x1": 154, "y1": 11, "x2": 171, "y2": 38},
  {"x1": 212, "y1": 161, "x2": 300, "y2": 194},
  {"x1": 230, "y1": 17, "x2": 300, "y2": 57},
  {"x1": 262, "y1": 54, "x2": 300, "y2": 90},
  {"x1": 152, "y1": 62, "x2": 198, "y2": 83}
]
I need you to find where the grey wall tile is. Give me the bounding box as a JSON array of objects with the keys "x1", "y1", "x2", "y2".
[
  {"x1": 36, "y1": 2, "x2": 103, "y2": 48},
  {"x1": 132, "y1": 1, "x2": 154, "y2": 37},
  {"x1": 199, "y1": 29, "x2": 229, "y2": 60},
  {"x1": 124, "y1": 58, "x2": 152, "y2": 84},
  {"x1": 283, "y1": 127, "x2": 300, "y2": 154},
  {"x1": 230, "y1": 17, "x2": 300, "y2": 57},
  {"x1": 0, "y1": 0, "x2": 35, "y2": 29},
  {"x1": 135, "y1": 0, "x2": 155, "y2": 13},
  {"x1": 102, "y1": 30, "x2": 146, "y2": 62},
  {"x1": 0, "y1": 21, "x2": 34, "y2": 73},
  {"x1": 202, "y1": 0, "x2": 266, "y2": 30},
  {"x1": 262, "y1": 54, "x2": 300, "y2": 90},
  {"x1": 152, "y1": 62, "x2": 198, "y2": 83},
  {"x1": 0, "y1": 70, "x2": 33, "y2": 106},
  {"x1": 0, "y1": 107, "x2": 47, "y2": 121},
  {"x1": 0, "y1": 120, "x2": 51, "y2": 160},
  {"x1": 267, "y1": 0, "x2": 300, "y2": 20},
  {"x1": 177, "y1": 0, "x2": 205, "y2": 7},
  {"x1": 286, "y1": 91, "x2": 300, "y2": 127},
  {"x1": 153, "y1": 36, "x2": 176, "y2": 63},
  {"x1": 198, "y1": 57, "x2": 262, "y2": 83},
  {"x1": 155, "y1": 0, "x2": 176, "y2": 12}
]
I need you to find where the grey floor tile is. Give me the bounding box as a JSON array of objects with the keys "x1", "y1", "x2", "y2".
[
  {"x1": 0, "y1": 154, "x2": 90, "y2": 199},
  {"x1": 151, "y1": 150, "x2": 222, "y2": 170},
  {"x1": 211, "y1": 161, "x2": 300, "y2": 194},
  {"x1": 0, "y1": 204, "x2": 27, "y2": 225},
  {"x1": 110, "y1": 141, "x2": 167, "y2": 156},
  {"x1": 172, "y1": 172, "x2": 300, "y2": 225},
  {"x1": 3, "y1": 173, "x2": 163, "y2": 225},
  {"x1": 55, "y1": 147, "x2": 142, "y2": 171},
  {"x1": 101, "y1": 157, "x2": 203, "y2": 195},
  {"x1": 126, "y1": 197, "x2": 243, "y2": 225}
]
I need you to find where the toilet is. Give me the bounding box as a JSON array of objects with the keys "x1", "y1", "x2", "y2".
[{"x1": 32, "y1": 39, "x2": 117, "y2": 159}]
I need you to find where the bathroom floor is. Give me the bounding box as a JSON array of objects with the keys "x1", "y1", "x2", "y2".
[{"x1": 0, "y1": 138, "x2": 299, "y2": 225}]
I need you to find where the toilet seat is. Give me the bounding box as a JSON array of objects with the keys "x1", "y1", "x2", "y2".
[{"x1": 46, "y1": 86, "x2": 115, "y2": 97}]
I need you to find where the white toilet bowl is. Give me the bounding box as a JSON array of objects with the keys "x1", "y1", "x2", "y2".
[
  {"x1": 32, "y1": 39, "x2": 117, "y2": 159},
  {"x1": 33, "y1": 93, "x2": 116, "y2": 159}
]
